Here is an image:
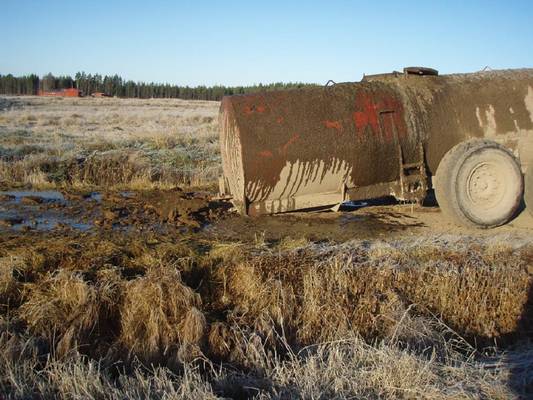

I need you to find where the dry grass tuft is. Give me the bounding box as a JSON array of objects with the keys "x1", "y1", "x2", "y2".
[
  {"x1": 0, "y1": 316, "x2": 220, "y2": 399},
  {"x1": 221, "y1": 260, "x2": 298, "y2": 337},
  {"x1": 0, "y1": 256, "x2": 24, "y2": 312},
  {"x1": 208, "y1": 322, "x2": 234, "y2": 359},
  {"x1": 265, "y1": 338, "x2": 515, "y2": 399},
  {"x1": 119, "y1": 265, "x2": 205, "y2": 365},
  {"x1": 219, "y1": 238, "x2": 533, "y2": 346},
  {"x1": 208, "y1": 242, "x2": 247, "y2": 264},
  {"x1": 180, "y1": 307, "x2": 207, "y2": 346},
  {"x1": 20, "y1": 271, "x2": 98, "y2": 339},
  {"x1": 299, "y1": 255, "x2": 406, "y2": 342},
  {"x1": 19, "y1": 268, "x2": 122, "y2": 357}
]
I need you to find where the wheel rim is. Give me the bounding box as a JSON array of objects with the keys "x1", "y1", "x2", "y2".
[{"x1": 465, "y1": 161, "x2": 506, "y2": 210}]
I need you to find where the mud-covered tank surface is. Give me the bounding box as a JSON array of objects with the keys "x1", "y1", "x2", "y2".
[
  {"x1": 382, "y1": 69, "x2": 533, "y2": 174},
  {"x1": 220, "y1": 69, "x2": 533, "y2": 215},
  {"x1": 220, "y1": 83, "x2": 419, "y2": 212}
]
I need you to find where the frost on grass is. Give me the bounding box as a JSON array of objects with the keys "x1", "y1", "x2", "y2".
[
  {"x1": 0, "y1": 233, "x2": 532, "y2": 398},
  {"x1": 0, "y1": 96, "x2": 221, "y2": 189}
]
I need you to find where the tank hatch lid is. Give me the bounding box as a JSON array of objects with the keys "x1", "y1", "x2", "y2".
[
  {"x1": 403, "y1": 66, "x2": 439, "y2": 76},
  {"x1": 362, "y1": 66, "x2": 439, "y2": 82}
]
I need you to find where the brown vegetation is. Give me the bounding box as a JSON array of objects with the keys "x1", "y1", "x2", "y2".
[{"x1": 0, "y1": 229, "x2": 532, "y2": 398}]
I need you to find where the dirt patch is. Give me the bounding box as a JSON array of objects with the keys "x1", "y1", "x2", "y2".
[{"x1": 206, "y1": 208, "x2": 426, "y2": 243}]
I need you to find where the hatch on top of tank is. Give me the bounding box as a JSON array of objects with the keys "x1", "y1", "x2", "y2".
[
  {"x1": 403, "y1": 67, "x2": 439, "y2": 76},
  {"x1": 362, "y1": 66, "x2": 439, "y2": 82}
]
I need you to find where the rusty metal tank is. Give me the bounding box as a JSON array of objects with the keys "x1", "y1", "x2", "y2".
[{"x1": 219, "y1": 68, "x2": 533, "y2": 216}]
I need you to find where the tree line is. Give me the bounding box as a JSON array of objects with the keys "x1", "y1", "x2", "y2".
[{"x1": 0, "y1": 72, "x2": 316, "y2": 100}]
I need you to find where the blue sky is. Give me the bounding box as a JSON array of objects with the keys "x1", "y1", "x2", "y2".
[{"x1": 3, "y1": 0, "x2": 533, "y2": 86}]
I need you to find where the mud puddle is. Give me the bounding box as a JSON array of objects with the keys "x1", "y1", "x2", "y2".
[
  {"x1": 1, "y1": 188, "x2": 529, "y2": 244},
  {"x1": 0, "y1": 190, "x2": 93, "y2": 231},
  {"x1": 0, "y1": 210, "x2": 92, "y2": 232},
  {"x1": 0, "y1": 189, "x2": 428, "y2": 241},
  {"x1": 0, "y1": 190, "x2": 66, "y2": 204},
  {"x1": 0, "y1": 189, "x2": 229, "y2": 234}
]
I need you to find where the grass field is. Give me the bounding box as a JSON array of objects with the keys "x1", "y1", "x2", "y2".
[
  {"x1": 0, "y1": 96, "x2": 220, "y2": 190},
  {"x1": 0, "y1": 95, "x2": 532, "y2": 399}
]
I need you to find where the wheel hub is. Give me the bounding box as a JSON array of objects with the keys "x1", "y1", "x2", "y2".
[{"x1": 466, "y1": 162, "x2": 505, "y2": 209}]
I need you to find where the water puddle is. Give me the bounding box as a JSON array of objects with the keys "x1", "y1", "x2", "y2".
[
  {"x1": 0, "y1": 190, "x2": 101, "y2": 232},
  {"x1": 0, "y1": 190, "x2": 66, "y2": 204},
  {"x1": 1, "y1": 215, "x2": 92, "y2": 232},
  {"x1": 89, "y1": 192, "x2": 103, "y2": 202},
  {"x1": 0, "y1": 189, "x2": 175, "y2": 234}
]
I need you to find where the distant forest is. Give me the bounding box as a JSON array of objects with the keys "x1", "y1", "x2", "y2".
[{"x1": 0, "y1": 72, "x2": 317, "y2": 101}]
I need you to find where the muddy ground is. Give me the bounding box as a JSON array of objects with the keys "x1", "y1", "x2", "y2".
[{"x1": 1, "y1": 188, "x2": 531, "y2": 246}]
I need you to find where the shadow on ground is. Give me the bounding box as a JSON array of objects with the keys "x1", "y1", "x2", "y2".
[{"x1": 507, "y1": 267, "x2": 533, "y2": 397}]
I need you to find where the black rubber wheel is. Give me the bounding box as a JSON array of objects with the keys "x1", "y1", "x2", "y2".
[
  {"x1": 525, "y1": 168, "x2": 533, "y2": 217},
  {"x1": 434, "y1": 139, "x2": 523, "y2": 228}
]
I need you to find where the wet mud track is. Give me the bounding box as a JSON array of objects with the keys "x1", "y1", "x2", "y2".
[
  {"x1": 0, "y1": 187, "x2": 443, "y2": 254},
  {"x1": 0, "y1": 189, "x2": 531, "y2": 246}
]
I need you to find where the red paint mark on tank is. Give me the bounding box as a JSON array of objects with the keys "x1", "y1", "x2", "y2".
[
  {"x1": 279, "y1": 133, "x2": 300, "y2": 156},
  {"x1": 243, "y1": 104, "x2": 266, "y2": 115},
  {"x1": 258, "y1": 150, "x2": 273, "y2": 158},
  {"x1": 353, "y1": 92, "x2": 380, "y2": 137},
  {"x1": 324, "y1": 120, "x2": 343, "y2": 132},
  {"x1": 380, "y1": 96, "x2": 407, "y2": 139},
  {"x1": 352, "y1": 111, "x2": 368, "y2": 132},
  {"x1": 352, "y1": 91, "x2": 407, "y2": 141}
]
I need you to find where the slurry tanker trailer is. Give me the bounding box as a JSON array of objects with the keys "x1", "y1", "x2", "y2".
[{"x1": 218, "y1": 67, "x2": 533, "y2": 228}]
